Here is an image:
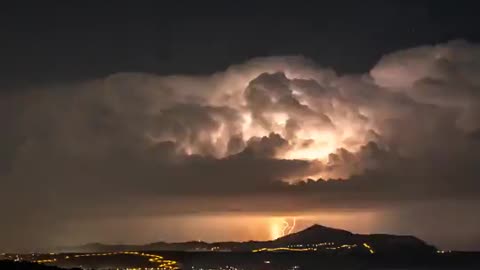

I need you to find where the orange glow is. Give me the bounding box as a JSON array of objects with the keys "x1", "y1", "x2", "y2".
[
  {"x1": 271, "y1": 112, "x2": 289, "y2": 126},
  {"x1": 270, "y1": 220, "x2": 283, "y2": 240},
  {"x1": 282, "y1": 130, "x2": 338, "y2": 161},
  {"x1": 269, "y1": 217, "x2": 297, "y2": 240}
]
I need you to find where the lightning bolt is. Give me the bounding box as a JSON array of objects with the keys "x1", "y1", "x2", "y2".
[
  {"x1": 287, "y1": 217, "x2": 296, "y2": 234},
  {"x1": 281, "y1": 220, "x2": 290, "y2": 236},
  {"x1": 279, "y1": 217, "x2": 297, "y2": 237}
]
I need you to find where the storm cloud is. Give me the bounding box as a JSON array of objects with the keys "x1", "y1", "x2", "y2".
[{"x1": 2, "y1": 40, "x2": 480, "y2": 250}]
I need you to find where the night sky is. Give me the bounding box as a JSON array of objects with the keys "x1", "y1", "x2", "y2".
[{"x1": 2, "y1": 1, "x2": 480, "y2": 252}]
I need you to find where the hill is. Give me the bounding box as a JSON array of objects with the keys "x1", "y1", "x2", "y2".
[{"x1": 58, "y1": 224, "x2": 437, "y2": 255}]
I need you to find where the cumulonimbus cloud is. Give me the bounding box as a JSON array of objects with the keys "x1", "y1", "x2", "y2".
[{"x1": 1, "y1": 40, "x2": 480, "y2": 219}]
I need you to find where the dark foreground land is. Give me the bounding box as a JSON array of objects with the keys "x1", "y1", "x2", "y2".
[
  {"x1": 153, "y1": 251, "x2": 480, "y2": 269},
  {"x1": 0, "y1": 260, "x2": 80, "y2": 270},
  {"x1": 3, "y1": 252, "x2": 480, "y2": 270},
  {"x1": 2, "y1": 225, "x2": 478, "y2": 269}
]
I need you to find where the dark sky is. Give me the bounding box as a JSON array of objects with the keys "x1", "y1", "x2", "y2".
[
  {"x1": 1, "y1": 1, "x2": 479, "y2": 87},
  {"x1": 2, "y1": 1, "x2": 480, "y2": 252}
]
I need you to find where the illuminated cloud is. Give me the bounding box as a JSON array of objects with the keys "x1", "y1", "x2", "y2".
[{"x1": 2, "y1": 40, "x2": 480, "y2": 250}]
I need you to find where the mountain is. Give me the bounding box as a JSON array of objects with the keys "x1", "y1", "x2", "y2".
[
  {"x1": 274, "y1": 224, "x2": 436, "y2": 254},
  {"x1": 275, "y1": 224, "x2": 354, "y2": 244},
  {"x1": 58, "y1": 224, "x2": 437, "y2": 255}
]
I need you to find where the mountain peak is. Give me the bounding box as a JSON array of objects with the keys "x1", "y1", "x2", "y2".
[
  {"x1": 305, "y1": 224, "x2": 345, "y2": 231},
  {"x1": 296, "y1": 224, "x2": 353, "y2": 234},
  {"x1": 274, "y1": 224, "x2": 353, "y2": 244}
]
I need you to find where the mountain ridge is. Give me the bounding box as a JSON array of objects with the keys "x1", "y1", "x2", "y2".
[{"x1": 58, "y1": 224, "x2": 437, "y2": 255}]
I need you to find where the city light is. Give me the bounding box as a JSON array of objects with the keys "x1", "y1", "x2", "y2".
[
  {"x1": 32, "y1": 251, "x2": 179, "y2": 270},
  {"x1": 363, "y1": 243, "x2": 375, "y2": 254}
]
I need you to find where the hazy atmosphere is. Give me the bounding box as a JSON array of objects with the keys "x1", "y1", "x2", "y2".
[{"x1": 2, "y1": 1, "x2": 480, "y2": 253}]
